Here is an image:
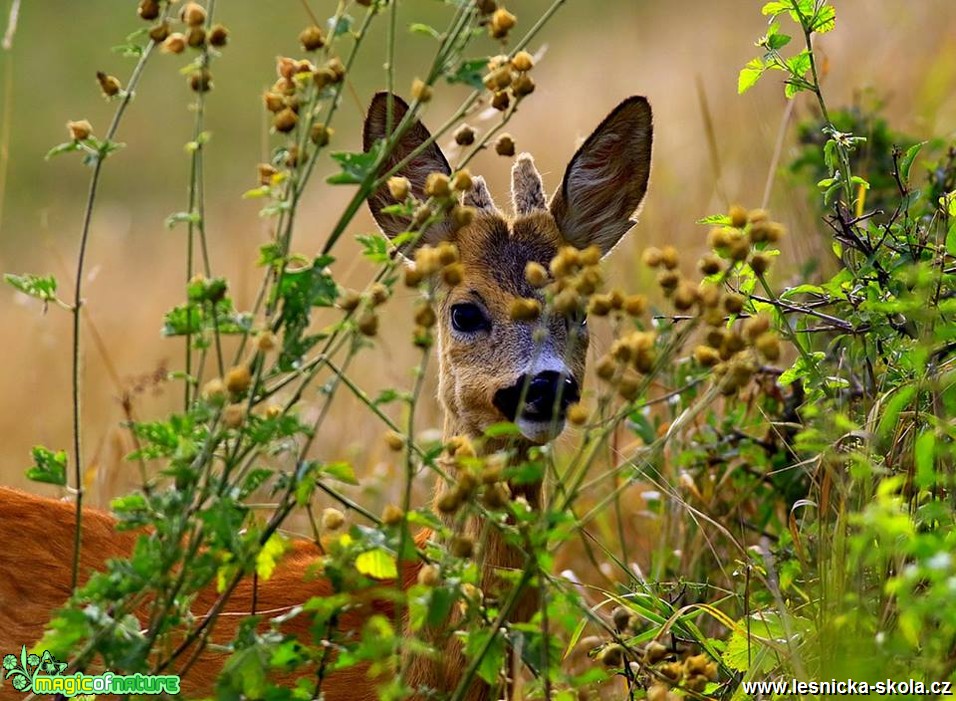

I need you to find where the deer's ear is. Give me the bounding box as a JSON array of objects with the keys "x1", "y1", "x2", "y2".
[
  {"x1": 364, "y1": 92, "x2": 454, "y2": 248},
  {"x1": 550, "y1": 96, "x2": 653, "y2": 255}
]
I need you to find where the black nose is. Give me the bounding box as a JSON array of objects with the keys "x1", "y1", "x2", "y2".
[{"x1": 493, "y1": 371, "x2": 580, "y2": 423}]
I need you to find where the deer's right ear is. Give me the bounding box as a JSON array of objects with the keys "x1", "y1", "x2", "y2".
[
  {"x1": 550, "y1": 96, "x2": 653, "y2": 256},
  {"x1": 364, "y1": 91, "x2": 454, "y2": 248}
]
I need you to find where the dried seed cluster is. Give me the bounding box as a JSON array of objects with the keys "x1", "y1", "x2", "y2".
[
  {"x1": 144, "y1": 1, "x2": 229, "y2": 91},
  {"x1": 436, "y1": 439, "x2": 514, "y2": 517},
  {"x1": 261, "y1": 54, "x2": 343, "y2": 138},
  {"x1": 482, "y1": 49, "x2": 536, "y2": 113}
]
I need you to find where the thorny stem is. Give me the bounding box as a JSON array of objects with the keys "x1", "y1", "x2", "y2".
[{"x1": 69, "y1": 27, "x2": 160, "y2": 590}]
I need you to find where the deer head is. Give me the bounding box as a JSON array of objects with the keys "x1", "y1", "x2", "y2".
[{"x1": 364, "y1": 93, "x2": 653, "y2": 447}]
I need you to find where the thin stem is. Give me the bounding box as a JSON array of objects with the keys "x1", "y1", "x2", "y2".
[{"x1": 69, "y1": 29, "x2": 159, "y2": 590}]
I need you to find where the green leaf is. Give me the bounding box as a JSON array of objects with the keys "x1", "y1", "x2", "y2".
[
  {"x1": 899, "y1": 142, "x2": 925, "y2": 184},
  {"x1": 409, "y1": 22, "x2": 441, "y2": 39},
  {"x1": 811, "y1": 4, "x2": 836, "y2": 33},
  {"x1": 914, "y1": 430, "x2": 936, "y2": 489},
  {"x1": 697, "y1": 213, "x2": 732, "y2": 226},
  {"x1": 356, "y1": 233, "x2": 390, "y2": 263},
  {"x1": 5, "y1": 273, "x2": 58, "y2": 303},
  {"x1": 446, "y1": 57, "x2": 490, "y2": 90},
  {"x1": 355, "y1": 549, "x2": 397, "y2": 580},
  {"x1": 738, "y1": 57, "x2": 765, "y2": 94},
  {"x1": 760, "y1": 1, "x2": 791, "y2": 16},
  {"x1": 484, "y1": 422, "x2": 522, "y2": 438},
  {"x1": 322, "y1": 461, "x2": 358, "y2": 485},
  {"x1": 45, "y1": 142, "x2": 81, "y2": 160},
  {"x1": 326, "y1": 141, "x2": 384, "y2": 186},
  {"x1": 256, "y1": 534, "x2": 289, "y2": 581},
  {"x1": 778, "y1": 352, "x2": 824, "y2": 386},
  {"x1": 164, "y1": 210, "x2": 201, "y2": 229},
  {"x1": 27, "y1": 446, "x2": 68, "y2": 486}
]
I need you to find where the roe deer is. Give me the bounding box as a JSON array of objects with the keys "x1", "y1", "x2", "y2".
[{"x1": 0, "y1": 92, "x2": 652, "y2": 700}]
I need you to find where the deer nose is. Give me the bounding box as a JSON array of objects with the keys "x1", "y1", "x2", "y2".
[{"x1": 493, "y1": 371, "x2": 580, "y2": 423}]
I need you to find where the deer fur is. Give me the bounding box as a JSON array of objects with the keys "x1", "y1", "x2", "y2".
[{"x1": 0, "y1": 93, "x2": 652, "y2": 701}]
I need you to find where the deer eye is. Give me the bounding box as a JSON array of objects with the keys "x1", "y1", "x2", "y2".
[{"x1": 451, "y1": 303, "x2": 490, "y2": 333}]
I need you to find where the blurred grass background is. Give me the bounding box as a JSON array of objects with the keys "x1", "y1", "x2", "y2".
[{"x1": 1, "y1": 0, "x2": 954, "y2": 529}]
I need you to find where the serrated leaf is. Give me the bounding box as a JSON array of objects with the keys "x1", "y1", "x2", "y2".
[
  {"x1": 738, "y1": 57, "x2": 765, "y2": 94},
  {"x1": 697, "y1": 213, "x2": 732, "y2": 226},
  {"x1": 355, "y1": 549, "x2": 397, "y2": 580},
  {"x1": 778, "y1": 352, "x2": 825, "y2": 386},
  {"x1": 446, "y1": 57, "x2": 490, "y2": 90},
  {"x1": 327, "y1": 141, "x2": 384, "y2": 186},
  {"x1": 27, "y1": 446, "x2": 68, "y2": 486},
  {"x1": 811, "y1": 4, "x2": 836, "y2": 33}
]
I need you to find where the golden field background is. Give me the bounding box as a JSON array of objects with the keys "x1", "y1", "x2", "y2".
[{"x1": 1, "y1": 0, "x2": 955, "y2": 534}]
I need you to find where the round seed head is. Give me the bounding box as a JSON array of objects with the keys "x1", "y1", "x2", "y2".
[
  {"x1": 404, "y1": 265, "x2": 424, "y2": 287},
  {"x1": 223, "y1": 404, "x2": 245, "y2": 429},
  {"x1": 96, "y1": 72, "x2": 122, "y2": 97},
  {"x1": 567, "y1": 403, "x2": 588, "y2": 425},
  {"x1": 442, "y1": 262, "x2": 465, "y2": 286},
  {"x1": 181, "y1": 2, "x2": 207, "y2": 27},
  {"x1": 418, "y1": 564, "x2": 441, "y2": 586},
  {"x1": 257, "y1": 163, "x2": 278, "y2": 186},
  {"x1": 201, "y1": 378, "x2": 227, "y2": 403},
  {"x1": 161, "y1": 32, "x2": 186, "y2": 54},
  {"x1": 588, "y1": 294, "x2": 613, "y2": 317},
  {"x1": 310, "y1": 123, "x2": 333, "y2": 146},
  {"x1": 452, "y1": 170, "x2": 473, "y2": 192},
  {"x1": 673, "y1": 282, "x2": 698, "y2": 311},
  {"x1": 729, "y1": 204, "x2": 748, "y2": 228},
  {"x1": 450, "y1": 535, "x2": 475, "y2": 559},
  {"x1": 382, "y1": 504, "x2": 404, "y2": 526},
  {"x1": 511, "y1": 50, "x2": 534, "y2": 72},
  {"x1": 369, "y1": 282, "x2": 389, "y2": 306},
  {"x1": 694, "y1": 344, "x2": 720, "y2": 367},
  {"x1": 149, "y1": 22, "x2": 171, "y2": 43},
  {"x1": 67, "y1": 120, "x2": 93, "y2": 141},
  {"x1": 723, "y1": 293, "x2": 744, "y2": 314},
  {"x1": 226, "y1": 365, "x2": 252, "y2": 394},
  {"x1": 338, "y1": 289, "x2": 361, "y2": 312},
  {"x1": 491, "y1": 90, "x2": 510, "y2": 111},
  {"x1": 495, "y1": 134, "x2": 515, "y2": 157},
  {"x1": 451, "y1": 205, "x2": 476, "y2": 230},
  {"x1": 599, "y1": 643, "x2": 624, "y2": 668},
  {"x1": 321, "y1": 508, "x2": 345, "y2": 531},
  {"x1": 660, "y1": 245, "x2": 679, "y2": 270},
  {"x1": 256, "y1": 330, "x2": 277, "y2": 352},
  {"x1": 642, "y1": 247, "x2": 663, "y2": 268},
  {"x1": 525, "y1": 261, "x2": 548, "y2": 287},
  {"x1": 138, "y1": 0, "x2": 160, "y2": 20},
  {"x1": 742, "y1": 314, "x2": 771, "y2": 341},
  {"x1": 414, "y1": 302, "x2": 437, "y2": 328},
  {"x1": 454, "y1": 124, "x2": 476, "y2": 145},
  {"x1": 299, "y1": 25, "x2": 325, "y2": 51},
  {"x1": 623, "y1": 294, "x2": 646, "y2": 316},
  {"x1": 755, "y1": 332, "x2": 781, "y2": 361},
  {"x1": 209, "y1": 24, "x2": 229, "y2": 46},
  {"x1": 187, "y1": 27, "x2": 206, "y2": 48},
  {"x1": 357, "y1": 310, "x2": 378, "y2": 336},
  {"x1": 490, "y1": 8, "x2": 517, "y2": 38},
  {"x1": 273, "y1": 108, "x2": 298, "y2": 133},
  {"x1": 512, "y1": 74, "x2": 535, "y2": 98},
  {"x1": 411, "y1": 78, "x2": 432, "y2": 102},
  {"x1": 424, "y1": 172, "x2": 452, "y2": 198},
  {"x1": 698, "y1": 254, "x2": 722, "y2": 276},
  {"x1": 510, "y1": 298, "x2": 541, "y2": 322}
]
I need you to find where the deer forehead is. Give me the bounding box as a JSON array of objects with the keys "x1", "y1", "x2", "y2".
[{"x1": 448, "y1": 211, "x2": 564, "y2": 302}]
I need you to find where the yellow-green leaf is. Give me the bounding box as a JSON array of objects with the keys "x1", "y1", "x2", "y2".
[
  {"x1": 355, "y1": 548, "x2": 397, "y2": 580},
  {"x1": 256, "y1": 533, "x2": 289, "y2": 581}
]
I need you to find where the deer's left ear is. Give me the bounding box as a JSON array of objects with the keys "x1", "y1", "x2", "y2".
[
  {"x1": 363, "y1": 91, "x2": 454, "y2": 248},
  {"x1": 550, "y1": 96, "x2": 653, "y2": 255}
]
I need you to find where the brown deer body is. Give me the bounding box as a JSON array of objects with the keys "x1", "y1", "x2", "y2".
[{"x1": 0, "y1": 92, "x2": 652, "y2": 700}]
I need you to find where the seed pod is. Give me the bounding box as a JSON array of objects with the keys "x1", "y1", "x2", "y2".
[
  {"x1": 310, "y1": 123, "x2": 333, "y2": 146},
  {"x1": 595, "y1": 355, "x2": 617, "y2": 381},
  {"x1": 723, "y1": 293, "x2": 744, "y2": 314},
  {"x1": 201, "y1": 378, "x2": 227, "y2": 403},
  {"x1": 729, "y1": 204, "x2": 748, "y2": 228},
  {"x1": 642, "y1": 247, "x2": 663, "y2": 267},
  {"x1": 436, "y1": 489, "x2": 461, "y2": 514},
  {"x1": 162, "y1": 33, "x2": 186, "y2": 54},
  {"x1": 189, "y1": 69, "x2": 213, "y2": 93},
  {"x1": 223, "y1": 404, "x2": 245, "y2": 429},
  {"x1": 262, "y1": 91, "x2": 284, "y2": 112},
  {"x1": 138, "y1": 0, "x2": 160, "y2": 21},
  {"x1": 673, "y1": 282, "x2": 698, "y2": 311},
  {"x1": 489, "y1": 8, "x2": 517, "y2": 38},
  {"x1": 226, "y1": 365, "x2": 252, "y2": 394},
  {"x1": 424, "y1": 172, "x2": 452, "y2": 198},
  {"x1": 477, "y1": 0, "x2": 498, "y2": 14},
  {"x1": 647, "y1": 684, "x2": 669, "y2": 701},
  {"x1": 698, "y1": 254, "x2": 722, "y2": 276},
  {"x1": 326, "y1": 57, "x2": 346, "y2": 81},
  {"x1": 588, "y1": 294, "x2": 612, "y2": 317},
  {"x1": 660, "y1": 245, "x2": 679, "y2": 270},
  {"x1": 437, "y1": 242, "x2": 458, "y2": 265},
  {"x1": 369, "y1": 283, "x2": 389, "y2": 306},
  {"x1": 338, "y1": 289, "x2": 361, "y2": 312},
  {"x1": 698, "y1": 284, "x2": 720, "y2": 308},
  {"x1": 612, "y1": 607, "x2": 631, "y2": 633},
  {"x1": 257, "y1": 163, "x2": 278, "y2": 186},
  {"x1": 657, "y1": 270, "x2": 680, "y2": 295},
  {"x1": 748, "y1": 208, "x2": 770, "y2": 224},
  {"x1": 510, "y1": 298, "x2": 541, "y2": 321},
  {"x1": 149, "y1": 22, "x2": 171, "y2": 42},
  {"x1": 404, "y1": 266, "x2": 424, "y2": 287},
  {"x1": 623, "y1": 294, "x2": 646, "y2": 317},
  {"x1": 321, "y1": 508, "x2": 345, "y2": 531},
  {"x1": 491, "y1": 90, "x2": 510, "y2": 111},
  {"x1": 452, "y1": 170, "x2": 473, "y2": 192},
  {"x1": 442, "y1": 263, "x2": 464, "y2": 286},
  {"x1": 382, "y1": 504, "x2": 404, "y2": 526},
  {"x1": 187, "y1": 27, "x2": 206, "y2": 48},
  {"x1": 525, "y1": 261, "x2": 548, "y2": 287},
  {"x1": 299, "y1": 25, "x2": 325, "y2": 51},
  {"x1": 566, "y1": 403, "x2": 588, "y2": 426},
  {"x1": 256, "y1": 330, "x2": 277, "y2": 352},
  {"x1": 451, "y1": 205, "x2": 476, "y2": 230},
  {"x1": 599, "y1": 644, "x2": 624, "y2": 668},
  {"x1": 756, "y1": 332, "x2": 780, "y2": 361},
  {"x1": 411, "y1": 78, "x2": 432, "y2": 102},
  {"x1": 357, "y1": 310, "x2": 378, "y2": 336},
  {"x1": 644, "y1": 640, "x2": 669, "y2": 664},
  {"x1": 414, "y1": 302, "x2": 437, "y2": 328},
  {"x1": 208, "y1": 24, "x2": 229, "y2": 46},
  {"x1": 483, "y1": 66, "x2": 512, "y2": 91},
  {"x1": 181, "y1": 2, "x2": 207, "y2": 27},
  {"x1": 417, "y1": 564, "x2": 441, "y2": 586},
  {"x1": 694, "y1": 345, "x2": 720, "y2": 367},
  {"x1": 273, "y1": 108, "x2": 298, "y2": 133},
  {"x1": 617, "y1": 369, "x2": 641, "y2": 400},
  {"x1": 454, "y1": 124, "x2": 476, "y2": 146},
  {"x1": 96, "y1": 72, "x2": 122, "y2": 97},
  {"x1": 742, "y1": 314, "x2": 771, "y2": 341},
  {"x1": 67, "y1": 120, "x2": 93, "y2": 141},
  {"x1": 512, "y1": 74, "x2": 535, "y2": 98},
  {"x1": 495, "y1": 134, "x2": 515, "y2": 157},
  {"x1": 750, "y1": 253, "x2": 771, "y2": 275},
  {"x1": 553, "y1": 288, "x2": 580, "y2": 316},
  {"x1": 450, "y1": 535, "x2": 474, "y2": 559},
  {"x1": 511, "y1": 50, "x2": 534, "y2": 72},
  {"x1": 264, "y1": 404, "x2": 283, "y2": 419}
]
